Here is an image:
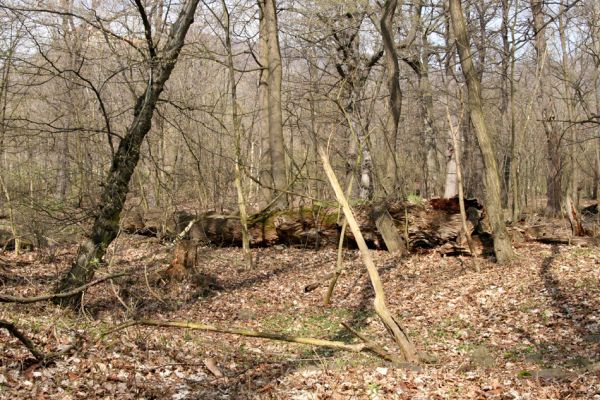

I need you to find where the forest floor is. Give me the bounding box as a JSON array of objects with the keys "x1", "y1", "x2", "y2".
[{"x1": 0, "y1": 235, "x2": 599, "y2": 399}]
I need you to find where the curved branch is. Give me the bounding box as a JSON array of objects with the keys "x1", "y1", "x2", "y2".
[{"x1": 0, "y1": 272, "x2": 130, "y2": 304}]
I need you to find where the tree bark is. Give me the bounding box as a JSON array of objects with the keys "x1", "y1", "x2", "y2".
[
  {"x1": 257, "y1": 3, "x2": 273, "y2": 208},
  {"x1": 530, "y1": 0, "x2": 562, "y2": 215},
  {"x1": 380, "y1": 0, "x2": 401, "y2": 192},
  {"x1": 449, "y1": 0, "x2": 515, "y2": 263},
  {"x1": 261, "y1": 0, "x2": 288, "y2": 209},
  {"x1": 443, "y1": 132, "x2": 458, "y2": 198},
  {"x1": 500, "y1": 0, "x2": 510, "y2": 208},
  {"x1": 55, "y1": 0, "x2": 201, "y2": 307},
  {"x1": 222, "y1": 0, "x2": 252, "y2": 268}
]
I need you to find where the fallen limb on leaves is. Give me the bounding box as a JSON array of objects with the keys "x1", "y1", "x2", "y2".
[
  {"x1": 0, "y1": 319, "x2": 80, "y2": 363},
  {"x1": 103, "y1": 319, "x2": 402, "y2": 364},
  {"x1": 0, "y1": 271, "x2": 131, "y2": 304}
]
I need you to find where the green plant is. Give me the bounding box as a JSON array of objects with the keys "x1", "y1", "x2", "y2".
[
  {"x1": 367, "y1": 382, "x2": 380, "y2": 398},
  {"x1": 407, "y1": 194, "x2": 423, "y2": 204}
]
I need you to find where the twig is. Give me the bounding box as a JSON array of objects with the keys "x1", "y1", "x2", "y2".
[{"x1": 0, "y1": 319, "x2": 81, "y2": 363}]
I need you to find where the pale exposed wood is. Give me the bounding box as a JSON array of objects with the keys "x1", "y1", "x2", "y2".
[
  {"x1": 446, "y1": 106, "x2": 476, "y2": 257},
  {"x1": 106, "y1": 319, "x2": 366, "y2": 353},
  {"x1": 319, "y1": 146, "x2": 418, "y2": 363},
  {"x1": 375, "y1": 208, "x2": 405, "y2": 254}
]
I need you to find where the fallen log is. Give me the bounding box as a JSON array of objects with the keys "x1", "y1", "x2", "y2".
[{"x1": 122, "y1": 197, "x2": 484, "y2": 252}]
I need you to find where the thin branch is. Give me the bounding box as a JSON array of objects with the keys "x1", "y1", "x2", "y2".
[
  {"x1": 0, "y1": 319, "x2": 81, "y2": 363},
  {"x1": 104, "y1": 319, "x2": 367, "y2": 353},
  {"x1": 0, "y1": 319, "x2": 45, "y2": 360},
  {"x1": 134, "y1": 0, "x2": 157, "y2": 60},
  {"x1": 0, "y1": 272, "x2": 130, "y2": 304}
]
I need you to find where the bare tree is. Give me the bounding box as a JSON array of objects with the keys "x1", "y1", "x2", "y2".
[
  {"x1": 56, "y1": 0, "x2": 201, "y2": 305},
  {"x1": 449, "y1": 0, "x2": 515, "y2": 263}
]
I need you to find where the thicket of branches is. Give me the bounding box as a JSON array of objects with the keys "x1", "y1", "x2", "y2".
[{"x1": 0, "y1": 0, "x2": 598, "y2": 245}]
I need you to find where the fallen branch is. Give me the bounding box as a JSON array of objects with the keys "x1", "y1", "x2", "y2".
[
  {"x1": 0, "y1": 272, "x2": 130, "y2": 304},
  {"x1": 0, "y1": 319, "x2": 45, "y2": 360},
  {"x1": 0, "y1": 319, "x2": 80, "y2": 363},
  {"x1": 104, "y1": 319, "x2": 366, "y2": 353},
  {"x1": 341, "y1": 322, "x2": 403, "y2": 364}
]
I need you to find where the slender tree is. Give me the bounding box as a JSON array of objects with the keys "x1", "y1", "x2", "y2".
[{"x1": 449, "y1": 0, "x2": 515, "y2": 263}]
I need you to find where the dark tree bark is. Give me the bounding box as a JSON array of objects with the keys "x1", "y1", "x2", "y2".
[
  {"x1": 449, "y1": 0, "x2": 515, "y2": 263},
  {"x1": 380, "y1": 0, "x2": 401, "y2": 191},
  {"x1": 55, "y1": 0, "x2": 200, "y2": 307},
  {"x1": 530, "y1": 0, "x2": 563, "y2": 215}
]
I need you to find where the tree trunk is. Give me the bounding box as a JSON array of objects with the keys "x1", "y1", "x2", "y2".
[
  {"x1": 126, "y1": 196, "x2": 484, "y2": 255},
  {"x1": 380, "y1": 0, "x2": 401, "y2": 192},
  {"x1": 55, "y1": 0, "x2": 201, "y2": 307},
  {"x1": 223, "y1": 0, "x2": 252, "y2": 268},
  {"x1": 500, "y1": 0, "x2": 510, "y2": 208},
  {"x1": 443, "y1": 129, "x2": 458, "y2": 198},
  {"x1": 559, "y1": 4, "x2": 578, "y2": 209},
  {"x1": 449, "y1": 0, "x2": 515, "y2": 263},
  {"x1": 530, "y1": 0, "x2": 562, "y2": 215},
  {"x1": 257, "y1": 3, "x2": 272, "y2": 208},
  {"x1": 418, "y1": 61, "x2": 440, "y2": 198},
  {"x1": 262, "y1": 0, "x2": 288, "y2": 209}
]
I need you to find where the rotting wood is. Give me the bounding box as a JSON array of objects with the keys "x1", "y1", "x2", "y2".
[
  {"x1": 374, "y1": 207, "x2": 406, "y2": 254},
  {"x1": 565, "y1": 195, "x2": 588, "y2": 237},
  {"x1": 123, "y1": 196, "x2": 484, "y2": 253}
]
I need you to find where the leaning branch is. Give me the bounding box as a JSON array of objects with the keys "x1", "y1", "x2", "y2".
[{"x1": 319, "y1": 146, "x2": 419, "y2": 363}]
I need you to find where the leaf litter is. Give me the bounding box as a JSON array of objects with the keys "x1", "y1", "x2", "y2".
[{"x1": 0, "y1": 235, "x2": 599, "y2": 399}]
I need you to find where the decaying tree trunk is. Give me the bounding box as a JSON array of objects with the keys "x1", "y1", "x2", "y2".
[
  {"x1": 55, "y1": 0, "x2": 201, "y2": 307},
  {"x1": 123, "y1": 196, "x2": 485, "y2": 254},
  {"x1": 565, "y1": 195, "x2": 587, "y2": 237}
]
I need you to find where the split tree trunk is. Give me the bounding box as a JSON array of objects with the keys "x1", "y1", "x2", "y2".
[
  {"x1": 449, "y1": 0, "x2": 515, "y2": 263},
  {"x1": 55, "y1": 0, "x2": 200, "y2": 307}
]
